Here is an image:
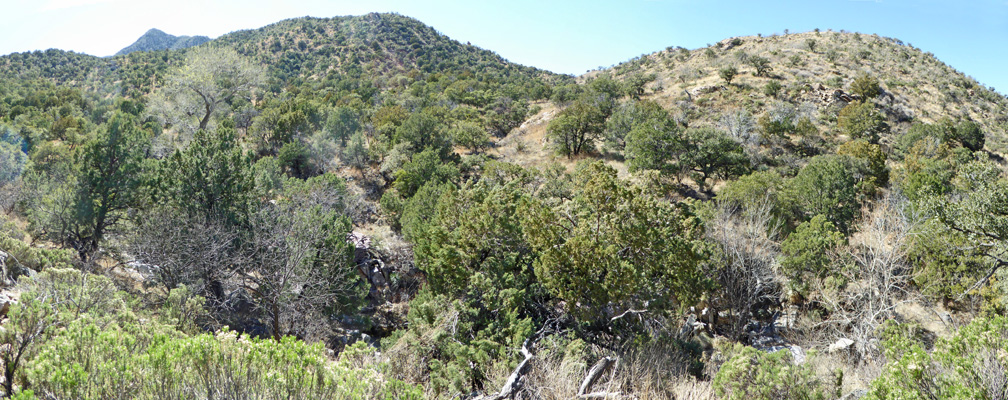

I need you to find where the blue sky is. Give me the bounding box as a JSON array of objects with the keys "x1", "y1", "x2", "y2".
[{"x1": 1, "y1": 0, "x2": 1005, "y2": 93}]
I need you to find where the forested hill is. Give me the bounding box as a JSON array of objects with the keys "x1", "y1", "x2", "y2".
[
  {"x1": 114, "y1": 28, "x2": 211, "y2": 56},
  {"x1": 0, "y1": 13, "x2": 562, "y2": 97},
  {"x1": 212, "y1": 13, "x2": 561, "y2": 94}
]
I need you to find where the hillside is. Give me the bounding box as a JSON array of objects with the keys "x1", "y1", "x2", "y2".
[
  {"x1": 606, "y1": 30, "x2": 1007, "y2": 150},
  {"x1": 115, "y1": 28, "x2": 211, "y2": 56}
]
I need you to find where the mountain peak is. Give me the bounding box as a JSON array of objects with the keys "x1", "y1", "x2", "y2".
[{"x1": 115, "y1": 28, "x2": 210, "y2": 56}]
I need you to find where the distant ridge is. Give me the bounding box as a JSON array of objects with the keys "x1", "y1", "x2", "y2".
[{"x1": 115, "y1": 28, "x2": 210, "y2": 56}]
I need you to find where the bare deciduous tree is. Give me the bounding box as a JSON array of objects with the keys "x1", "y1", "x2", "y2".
[
  {"x1": 813, "y1": 193, "x2": 919, "y2": 364},
  {"x1": 127, "y1": 208, "x2": 240, "y2": 303},
  {"x1": 707, "y1": 201, "x2": 782, "y2": 340},
  {"x1": 241, "y1": 200, "x2": 361, "y2": 342}
]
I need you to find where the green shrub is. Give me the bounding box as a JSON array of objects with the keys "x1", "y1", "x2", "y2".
[
  {"x1": 787, "y1": 155, "x2": 860, "y2": 234},
  {"x1": 850, "y1": 74, "x2": 881, "y2": 99},
  {"x1": 3, "y1": 269, "x2": 421, "y2": 399},
  {"x1": 781, "y1": 214, "x2": 846, "y2": 295},
  {"x1": 763, "y1": 81, "x2": 782, "y2": 98},
  {"x1": 713, "y1": 344, "x2": 827, "y2": 400},
  {"x1": 838, "y1": 101, "x2": 888, "y2": 143},
  {"x1": 868, "y1": 316, "x2": 1008, "y2": 400},
  {"x1": 719, "y1": 66, "x2": 738, "y2": 85}
]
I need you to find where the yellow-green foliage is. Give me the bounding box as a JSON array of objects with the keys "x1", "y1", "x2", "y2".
[
  {"x1": 3, "y1": 269, "x2": 421, "y2": 399},
  {"x1": 712, "y1": 344, "x2": 827, "y2": 400},
  {"x1": 869, "y1": 316, "x2": 1008, "y2": 400}
]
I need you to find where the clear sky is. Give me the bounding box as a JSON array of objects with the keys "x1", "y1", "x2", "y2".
[{"x1": 1, "y1": 0, "x2": 1005, "y2": 93}]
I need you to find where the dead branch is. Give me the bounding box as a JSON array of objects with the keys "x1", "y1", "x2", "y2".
[
  {"x1": 610, "y1": 309, "x2": 647, "y2": 323},
  {"x1": 476, "y1": 338, "x2": 534, "y2": 400},
  {"x1": 578, "y1": 356, "x2": 617, "y2": 396}
]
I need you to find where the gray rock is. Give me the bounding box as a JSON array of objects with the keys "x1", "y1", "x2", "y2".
[
  {"x1": 839, "y1": 389, "x2": 868, "y2": 400},
  {"x1": 829, "y1": 338, "x2": 855, "y2": 353}
]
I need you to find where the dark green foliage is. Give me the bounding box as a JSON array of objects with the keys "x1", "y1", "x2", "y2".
[
  {"x1": 719, "y1": 66, "x2": 738, "y2": 85},
  {"x1": 522, "y1": 162, "x2": 711, "y2": 318},
  {"x1": 24, "y1": 111, "x2": 148, "y2": 263},
  {"x1": 625, "y1": 112, "x2": 682, "y2": 175},
  {"x1": 763, "y1": 80, "x2": 782, "y2": 98},
  {"x1": 838, "y1": 101, "x2": 888, "y2": 143},
  {"x1": 627, "y1": 122, "x2": 749, "y2": 191},
  {"x1": 680, "y1": 128, "x2": 751, "y2": 192},
  {"x1": 388, "y1": 289, "x2": 533, "y2": 397},
  {"x1": 152, "y1": 123, "x2": 256, "y2": 228},
  {"x1": 547, "y1": 98, "x2": 608, "y2": 158},
  {"x1": 850, "y1": 73, "x2": 882, "y2": 99},
  {"x1": 394, "y1": 111, "x2": 450, "y2": 154},
  {"x1": 746, "y1": 55, "x2": 772, "y2": 77},
  {"x1": 781, "y1": 214, "x2": 845, "y2": 294},
  {"x1": 788, "y1": 155, "x2": 860, "y2": 234},
  {"x1": 485, "y1": 97, "x2": 530, "y2": 136},
  {"x1": 955, "y1": 119, "x2": 985, "y2": 151},
  {"x1": 623, "y1": 72, "x2": 656, "y2": 98},
  {"x1": 392, "y1": 147, "x2": 460, "y2": 199},
  {"x1": 325, "y1": 106, "x2": 361, "y2": 144},
  {"x1": 605, "y1": 99, "x2": 671, "y2": 152},
  {"x1": 913, "y1": 157, "x2": 1008, "y2": 306},
  {"x1": 405, "y1": 180, "x2": 535, "y2": 296}
]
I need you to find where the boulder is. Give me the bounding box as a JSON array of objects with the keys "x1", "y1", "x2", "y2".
[
  {"x1": 829, "y1": 338, "x2": 855, "y2": 353},
  {"x1": 690, "y1": 84, "x2": 726, "y2": 97},
  {"x1": 0, "y1": 293, "x2": 15, "y2": 317}
]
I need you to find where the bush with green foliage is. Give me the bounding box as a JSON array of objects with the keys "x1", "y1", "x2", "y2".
[
  {"x1": 837, "y1": 101, "x2": 888, "y2": 143},
  {"x1": 837, "y1": 139, "x2": 889, "y2": 192},
  {"x1": 787, "y1": 155, "x2": 860, "y2": 234},
  {"x1": 522, "y1": 162, "x2": 711, "y2": 318},
  {"x1": 151, "y1": 122, "x2": 257, "y2": 229},
  {"x1": 781, "y1": 214, "x2": 846, "y2": 295},
  {"x1": 23, "y1": 111, "x2": 148, "y2": 263},
  {"x1": 712, "y1": 343, "x2": 827, "y2": 400},
  {"x1": 746, "y1": 56, "x2": 773, "y2": 77},
  {"x1": 718, "y1": 170, "x2": 794, "y2": 229},
  {"x1": 719, "y1": 66, "x2": 738, "y2": 85},
  {"x1": 868, "y1": 317, "x2": 1008, "y2": 400},
  {"x1": 547, "y1": 98, "x2": 608, "y2": 158},
  {"x1": 1, "y1": 268, "x2": 419, "y2": 399},
  {"x1": 679, "y1": 127, "x2": 751, "y2": 192},
  {"x1": 911, "y1": 157, "x2": 1008, "y2": 308},
  {"x1": 605, "y1": 99, "x2": 671, "y2": 152},
  {"x1": 763, "y1": 81, "x2": 782, "y2": 98},
  {"x1": 850, "y1": 73, "x2": 881, "y2": 99},
  {"x1": 392, "y1": 147, "x2": 460, "y2": 199}
]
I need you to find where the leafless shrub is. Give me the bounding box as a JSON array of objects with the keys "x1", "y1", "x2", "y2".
[
  {"x1": 241, "y1": 200, "x2": 361, "y2": 343},
  {"x1": 809, "y1": 193, "x2": 919, "y2": 365},
  {"x1": 127, "y1": 208, "x2": 240, "y2": 303},
  {"x1": 707, "y1": 202, "x2": 783, "y2": 340},
  {"x1": 720, "y1": 108, "x2": 758, "y2": 146}
]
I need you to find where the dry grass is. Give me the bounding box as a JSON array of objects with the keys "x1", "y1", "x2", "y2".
[
  {"x1": 514, "y1": 340, "x2": 714, "y2": 400},
  {"x1": 490, "y1": 101, "x2": 632, "y2": 179}
]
